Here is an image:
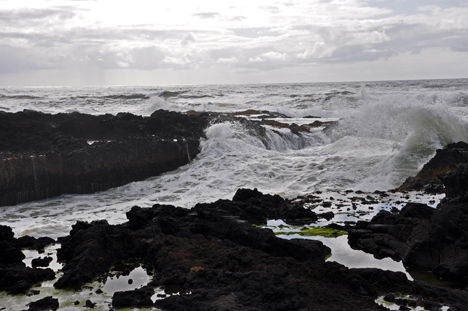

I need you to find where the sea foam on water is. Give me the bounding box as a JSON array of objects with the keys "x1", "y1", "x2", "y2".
[{"x1": 0, "y1": 79, "x2": 467, "y2": 239}]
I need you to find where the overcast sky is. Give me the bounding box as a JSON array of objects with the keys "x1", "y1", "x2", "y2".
[{"x1": 1, "y1": 0, "x2": 467, "y2": 86}]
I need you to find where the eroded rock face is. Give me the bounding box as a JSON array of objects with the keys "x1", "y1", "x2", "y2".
[{"x1": 0, "y1": 109, "x2": 210, "y2": 206}]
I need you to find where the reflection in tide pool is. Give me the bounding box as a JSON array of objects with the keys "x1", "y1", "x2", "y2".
[
  {"x1": 102, "y1": 266, "x2": 151, "y2": 294},
  {"x1": 281, "y1": 234, "x2": 411, "y2": 279}
]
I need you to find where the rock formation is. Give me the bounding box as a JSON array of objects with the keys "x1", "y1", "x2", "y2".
[
  {"x1": 396, "y1": 141, "x2": 468, "y2": 193},
  {"x1": 50, "y1": 189, "x2": 468, "y2": 310},
  {"x1": 0, "y1": 225, "x2": 55, "y2": 294},
  {"x1": 349, "y1": 162, "x2": 468, "y2": 284},
  {"x1": 0, "y1": 109, "x2": 210, "y2": 206}
]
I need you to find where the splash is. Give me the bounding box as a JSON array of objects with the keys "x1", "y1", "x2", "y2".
[{"x1": 325, "y1": 92, "x2": 468, "y2": 190}]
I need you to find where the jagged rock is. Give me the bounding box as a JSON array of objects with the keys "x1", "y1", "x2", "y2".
[
  {"x1": 49, "y1": 188, "x2": 468, "y2": 310},
  {"x1": 439, "y1": 163, "x2": 468, "y2": 203},
  {"x1": 16, "y1": 236, "x2": 55, "y2": 252},
  {"x1": 0, "y1": 261, "x2": 56, "y2": 295},
  {"x1": 85, "y1": 300, "x2": 96, "y2": 308},
  {"x1": 349, "y1": 198, "x2": 468, "y2": 282},
  {"x1": 0, "y1": 225, "x2": 56, "y2": 294},
  {"x1": 396, "y1": 141, "x2": 468, "y2": 193},
  {"x1": 55, "y1": 192, "x2": 329, "y2": 289}
]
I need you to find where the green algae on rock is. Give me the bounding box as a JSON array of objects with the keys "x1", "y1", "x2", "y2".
[{"x1": 274, "y1": 226, "x2": 347, "y2": 238}]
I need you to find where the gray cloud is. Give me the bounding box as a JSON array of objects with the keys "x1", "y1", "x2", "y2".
[
  {"x1": 193, "y1": 12, "x2": 221, "y2": 19},
  {"x1": 259, "y1": 6, "x2": 281, "y2": 14},
  {"x1": 0, "y1": 2, "x2": 467, "y2": 84},
  {"x1": 227, "y1": 16, "x2": 247, "y2": 21},
  {"x1": 181, "y1": 32, "x2": 196, "y2": 47},
  {"x1": 0, "y1": 7, "x2": 76, "y2": 22},
  {"x1": 229, "y1": 27, "x2": 284, "y2": 38}
]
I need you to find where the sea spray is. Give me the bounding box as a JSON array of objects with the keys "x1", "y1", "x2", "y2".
[
  {"x1": 2, "y1": 79, "x2": 468, "y2": 240},
  {"x1": 325, "y1": 92, "x2": 468, "y2": 190}
]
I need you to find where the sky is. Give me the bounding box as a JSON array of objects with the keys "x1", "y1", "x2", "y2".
[{"x1": 0, "y1": 0, "x2": 467, "y2": 86}]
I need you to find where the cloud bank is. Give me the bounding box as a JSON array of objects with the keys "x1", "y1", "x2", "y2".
[{"x1": 0, "y1": 0, "x2": 467, "y2": 85}]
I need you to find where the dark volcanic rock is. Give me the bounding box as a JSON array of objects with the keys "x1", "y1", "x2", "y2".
[
  {"x1": 0, "y1": 226, "x2": 56, "y2": 294},
  {"x1": 439, "y1": 163, "x2": 468, "y2": 203},
  {"x1": 31, "y1": 257, "x2": 53, "y2": 269},
  {"x1": 51, "y1": 189, "x2": 468, "y2": 310},
  {"x1": 0, "y1": 109, "x2": 210, "y2": 206},
  {"x1": 396, "y1": 141, "x2": 468, "y2": 193},
  {"x1": 55, "y1": 191, "x2": 329, "y2": 289},
  {"x1": 1, "y1": 266, "x2": 55, "y2": 295},
  {"x1": 27, "y1": 296, "x2": 59, "y2": 311},
  {"x1": 112, "y1": 286, "x2": 155, "y2": 309},
  {"x1": 54, "y1": 220, "x2": 154, "y2": 289},
  {"x1": 16, "y1": 236, "x2": 55, "y2": 252},
  {"x1": 194, "y1": 188, "x2": 318, "y2": 225},
  {"x1": 350, "y1": 165, "x2": 468, "y2": 283}
]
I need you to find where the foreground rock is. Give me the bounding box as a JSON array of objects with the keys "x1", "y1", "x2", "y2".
[
  {"x1": 0, "y1": 225, "x2": 55, "y2": 294},
  {"x1": 27, "y1": 296, "x2": 59, "y2": 311},
  {"x1": 396, "y1": 141, "x2": 468, "y2": 193},
  {"x1": 349, "y1": 163, "x2": 468, "y2": 284},
  {"x1": 52, "y1": 189, "x2": 468, "y2": 310},
  {"x1": 0, "y1": 109, "x2": 210, "y2": 206}
]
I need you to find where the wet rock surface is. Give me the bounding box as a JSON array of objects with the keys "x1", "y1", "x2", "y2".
[
  {"x1": 41, "y1": 189, "x2": 468, "y2": 310},
  {"x1": 112, "y1": 286, "x2": 155, "y2": 309},
  {"x1": 396, "y1": 141, "x2": 468, "y2": 193},
  {"x1": 0, "y1": 109, "x2": 323, "y2": 207},
  {"x1": 349, "y1": 162, "x2": 468, "y2": 284},
  {"x1": 0, "y1": 225, "x2": 56, "y2": 294},
  {"x1": 0, "y1": 109, "x2": 210, "y2": 206},
  {"x1": 27, "y1": 296, "x2": 59, "y2": 311}
]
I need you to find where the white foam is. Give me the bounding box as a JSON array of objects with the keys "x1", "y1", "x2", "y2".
[{"x1": 2, "y1": 80, "x2": 468, "y2": 239}]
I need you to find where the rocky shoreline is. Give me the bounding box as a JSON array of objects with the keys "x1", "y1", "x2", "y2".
[
  {"x1": 2, "y1": 110, "x2": 468, "y2": 310},
  {"x1": 0, "y1": 109, "x2": 323, "y2": 207},
  {"x1": 2, "y1": 186, "x2": 468, "y2": 310},
  {"x1": 0, "y1": 109, "x2": 211, "y2": 206}
]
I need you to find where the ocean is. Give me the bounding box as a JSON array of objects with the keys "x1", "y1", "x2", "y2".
[{"x1": 1, "y1": 79, "x2": 468, "y2": 240}]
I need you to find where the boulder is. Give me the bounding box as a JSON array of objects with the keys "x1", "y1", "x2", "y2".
[
  {"x1": 27, "y1": 296, "x2": 59, "y2": 311},
  {"x1": 112, "y1": 286, "x2": 155, "y2": 309}
]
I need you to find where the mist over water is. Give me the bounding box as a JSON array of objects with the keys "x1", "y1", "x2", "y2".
[{"x1": 1, "y1": 79, "x2": 468, "y2": 238}]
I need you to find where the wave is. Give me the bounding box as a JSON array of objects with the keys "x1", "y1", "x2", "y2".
[
  {"x1": 103, "y1": 93, "x2": 149, "y2": 100},
  {"x1": 67, "y1": 93, "x2": 150, "y2": 100},
  {"x1": 204, "y1": 120, "x2": 327, "y2": 153},
  {"x1": 179, "y1": 94, "x2": 216, "y2": 99},
  {"x1": 0, "y1": 94, "x2": 43, "y2": 100},
  {"x1": 158, "y1": 90, "x2": 189, "y2": 100},
  {"x1": 324, "y1": 92, "x2": 468, "y2": 190}
]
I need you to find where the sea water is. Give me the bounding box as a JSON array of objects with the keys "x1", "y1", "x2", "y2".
[
  {"x1": 1, "y1": 79, "x2": 468, "y2": 239},
  {"x1": 1, "y1": 79, "x2": 468, "y2": 309}
]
